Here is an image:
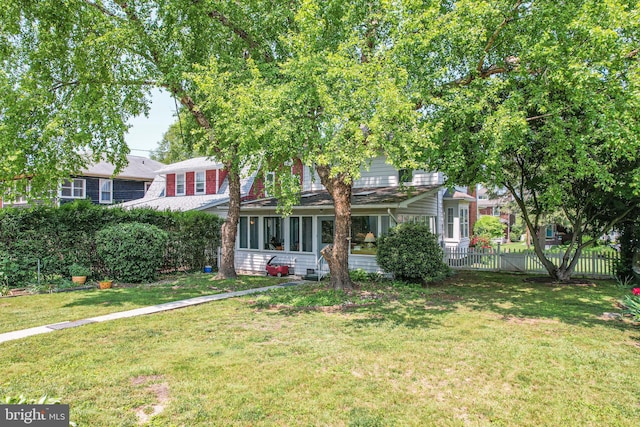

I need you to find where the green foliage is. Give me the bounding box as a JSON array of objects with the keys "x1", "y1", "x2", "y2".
[
  {"x1": 617, "y1": 216, "x2": 640, "y2": 281},
  {"x1": 0, "y1": 201, "x2": 223, "y2": 287},
  {"x1": 96, "y1": 222, "x2": 168, "y2": 283},
  {"x1": 376, "y1": 224, "x2": 450, "y2": 284},
  {"x1": 349, "y1": 268, "x2": 369, "y2": 282},
  {"x1": 3, "y1": 394, "x2": 61, "y2": 405},
  {"x1": 68, "y1": 263, "x2": 91, "y2": 277},
  {"x1": 474, "y1": 216, "x2": 506, "y2": 240},
  {"x1": 510, "y1": 222, "x2": 524, "y2": 242},
  {"x1": 622, "y1": 295, "x2": 640, "y2": 321}
]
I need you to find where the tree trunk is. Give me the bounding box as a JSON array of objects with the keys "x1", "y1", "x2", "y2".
[
  {"x1": 216, "y1": 166, "x2": 239, "y2": 279},
  {"x1": 316, "y1": 165, "x2": 353, "y2": 290}
]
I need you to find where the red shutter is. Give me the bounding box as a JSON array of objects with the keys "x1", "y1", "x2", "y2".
[
  {"x1": 166, "y1": 174, "x2": 176, "y2": 197},
  {"x1": 186, "y1": 172, "x2": 195, "y2": 195},
  {"x1": 206, "y1": 170, "x2": 217, "y2": 194}
]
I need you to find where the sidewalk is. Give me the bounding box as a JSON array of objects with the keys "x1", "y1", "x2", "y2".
[{"x1": 0, "y1": 281, "x2": 305, "y2": 344}]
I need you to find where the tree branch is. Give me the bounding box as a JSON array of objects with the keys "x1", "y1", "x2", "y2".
[
  {"x1": 83, "y1": 0, "x2": 123, "y2": 20},
  {"x1": 476, "y1": 0, "x2": 523, "y2": 74}
]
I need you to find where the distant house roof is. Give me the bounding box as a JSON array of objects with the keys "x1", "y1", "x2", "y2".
[
  {"x1": 154, "y1": 157, "x2": 224, "y2": 174},
  {"x1": 116, "y1": 168, "x2": 256, "y2": 212},
  {"x1": 443, "y1": 189, "x2": 475, "y2": 202},
  {"x1": 82, "y1": 155, "x2": 164, "y2": 180},
  {"x1": 239, "y1": 185, "x2": 440, "y2": 210}
]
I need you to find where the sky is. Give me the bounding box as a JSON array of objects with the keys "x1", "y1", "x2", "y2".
[{"x1": 124, "y1": 88, "x2": 177, "y2": 156}]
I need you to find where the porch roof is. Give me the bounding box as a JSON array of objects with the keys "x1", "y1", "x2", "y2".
[{"x1": 240, "y1": 185, "x2": 440, "y2": 210}]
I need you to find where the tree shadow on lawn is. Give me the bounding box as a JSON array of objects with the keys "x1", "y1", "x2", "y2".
[
  {"x1": 256, "y1": 271, "x2": 635, "y2": 332},
  {"x1": 436, "y1": 271, "x2": 634, "y2": 331},
  {"x1": 61, "y1": 285, "x2": 215, "y2": 309}
]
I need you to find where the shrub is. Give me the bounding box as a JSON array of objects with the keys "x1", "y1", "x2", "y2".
[
  {"x1": 96, "y1": 222, "x2": 168, "y2": 283},
  {"x1": 376, "y1": 223, "x2": 450, "y2": 284},
  {"x1": 69, "y1": 263, "x2": 91, "y2": 277},
  {"x1": 510, "y1": 222, "x2": 524, "y2": 242},
  {"x1": 0, "y1": 201, "x2": 223, "y2": 287},
  {"x1": 470, "y1": 235, "x2": 493, "y2": 249},
  {"x1": 473, "y1": 216, "x2": 506, "y2": 240},
  {"x1": 349, "y1": 268, "x2": 369, "y2": 282}
]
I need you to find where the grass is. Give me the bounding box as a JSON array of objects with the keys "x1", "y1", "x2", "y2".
[
  {"x1": 0, "y1": 273, "x2": 288, "y2": 334},
  {"x1": 1, "y1": 271, "x2": 639, "y2": 426}
]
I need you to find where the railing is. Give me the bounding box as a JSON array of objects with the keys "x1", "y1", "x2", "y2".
[
  {"x1": 316, "y1": 255, "x2": 329, "y2": 281},
  {"x1": 444, "y1": 246, "x2": 619, "y2": 278}
]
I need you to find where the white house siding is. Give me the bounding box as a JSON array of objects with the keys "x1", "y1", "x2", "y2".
[
  {"x1": 442, "y1": 199, "x2": 471, "y2": 250},
  {"x1": 354, "y1": 157, "x2": 442, "y2": 188},
  {"x1": 235, "y1": 249, "x2": 316, "y2": 276},
  {"x1": 302, "y1": 157, "x2": 442, "y2": 191},
  {"x1": 235, "y1": 249, "x2": 384, "y2": 276}
]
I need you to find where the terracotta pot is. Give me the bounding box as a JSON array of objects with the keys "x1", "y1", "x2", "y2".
[
  {"x1": 99, "y1": 280, "x2": 113, "y2": 289},
  {"x1": 71, "y1": 276, "x2": 87, "y2": 285}
]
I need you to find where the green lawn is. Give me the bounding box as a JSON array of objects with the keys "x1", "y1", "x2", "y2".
[
  {"x1": 0, "y1": 273, "x2": 287, "y2": 334},
  {"x1": 1, "y1": 271, "x2": 639, "y2": 426}
]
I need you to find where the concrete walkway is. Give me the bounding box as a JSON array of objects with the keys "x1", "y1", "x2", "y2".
[{"x1": 0, "y1": 281, "x2": 305, "y2": 344}]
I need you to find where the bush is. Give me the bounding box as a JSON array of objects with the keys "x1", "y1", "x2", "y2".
[
  {"x1": 0, "y1": 201, "x2": 223, "y2": 287},
  {"x1": 376, "y1": 223, "x2": 450, "y2": 284},
  {"x1": 510, "y1": 222, "x2": 524, "y2": 242},
  {"x1": 473, "y1": 216, "x2": 506, "y2": 240},
  {"x1": 349, "y1": 268, "x2": 369, "y2": 282},
  {"x1": 470, "y1": 235, "x2": 493, "y2": 249},
  {"x1": 96, "y1": 222, "x2": 168, "y2": 283}
]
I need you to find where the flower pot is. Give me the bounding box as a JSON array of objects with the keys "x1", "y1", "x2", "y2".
[
  {"x1": 99, "y1": 280, "x2": 113, "y2": 289},
  {"x1": 72, "y1": 276, "x2": 87, "y2": 285}
]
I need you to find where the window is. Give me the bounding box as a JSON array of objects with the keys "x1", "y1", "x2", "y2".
[
  {"x1": 144, "y1": 182, "x2": 152, "y2": 194},
  {"x1": 398, "y1": 169, "x2": 413, "y2": 183},
  {"x1": 351, "y1": 216, "x2": 379, "y2": 255},
  {"x1": 99, "y1": 179, "x2": 112, "y2": 204},
  {"x1": 176, "y1": 173, "x2": 185, "y2": 195},
  {"x1": 546, "y1": 225, "x2": 555, "y2": 240},
  {"x1": 60, "y1": 179, "x2": 86, "y2": 198},
  {"x1": 460, "y1": 207, "x2": 469, "y2": 238},
  {"x1": 290, "y1": 216, "x2": 313, "y2": 252},
  {"x1": 493, "y1": 206, "x2": 501, "y2": 216},
  {"x1": 446, "y1": 207, "x2": 455, "y2": 239},
  {"x1": 195, "y1": 171, "x2": 205, "y2": 194},
  {"x1": 239, "y1": 216, "x2": 259, "y2": 249},
  {"x1": 264, "y1": 217, "x2": 284, "y2": 250}
]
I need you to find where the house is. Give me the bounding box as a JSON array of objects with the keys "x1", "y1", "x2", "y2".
[
  {"x1": 1, "y1": 155, "x2": 164, "y2": 208},
  {"x1": 116, "y1": 155, "x2": 476, "y2": 276},
  {"x1": 116, "y1": 157, "x2": 256, "y2": 212},
  {"x1": 218, "y1": 156, "x2": 476, "y2": 276}
]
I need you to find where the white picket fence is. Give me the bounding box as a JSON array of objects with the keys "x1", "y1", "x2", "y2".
[{"x1": 444, "y1": 246, "x2": 619, "y2": 278}]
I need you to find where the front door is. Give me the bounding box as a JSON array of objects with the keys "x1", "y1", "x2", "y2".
[{"x1": 317, "y1": 216, "x2": 334, "y2": 257}]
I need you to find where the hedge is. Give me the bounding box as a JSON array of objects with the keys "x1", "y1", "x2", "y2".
[{"x1": 0, "y1": 200, "x2": 224, "y2": 287}]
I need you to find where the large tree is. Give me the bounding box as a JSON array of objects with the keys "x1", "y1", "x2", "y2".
[
  {"x1": 0, "y1": 1, "x2": 292, "y2": 278},
  {"x1": 409, "y1": 0, "x2": 640, "y2": 280},
  {"x1": 261, "y1": 1, "x2": 426, "y2": 290}
]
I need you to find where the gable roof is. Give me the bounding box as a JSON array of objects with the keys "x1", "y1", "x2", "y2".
[
  {"x1": 82, "y1": 155, "x2": 164, "y2": 180},
  {"x1": 239, "y1": 185, "x2": 440, "y2": 210},
  {"x1": 116, "y1": 168, "x2": 257, "y2": 212},
  {"x1": 154, "y1": 157, "x2": 224, "y2": 174}
]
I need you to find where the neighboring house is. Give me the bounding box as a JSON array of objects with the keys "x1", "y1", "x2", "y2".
[
  {"x1": 117, "y1": 157, "x2": 256, "y2": 212},
  {"x1": 1, "y1": 155, "x2": 164, "y2": 208},
  {"x1": 476, "y1": 185, "x2": 571, "y2": 246},
  {"x1": 118, "y1": 155, "x2": 476, "y2": 276}
]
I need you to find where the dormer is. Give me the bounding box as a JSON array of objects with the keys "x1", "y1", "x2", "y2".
[{"x1": 154, "y1": 157, "x2": 227, "y2": 197}]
